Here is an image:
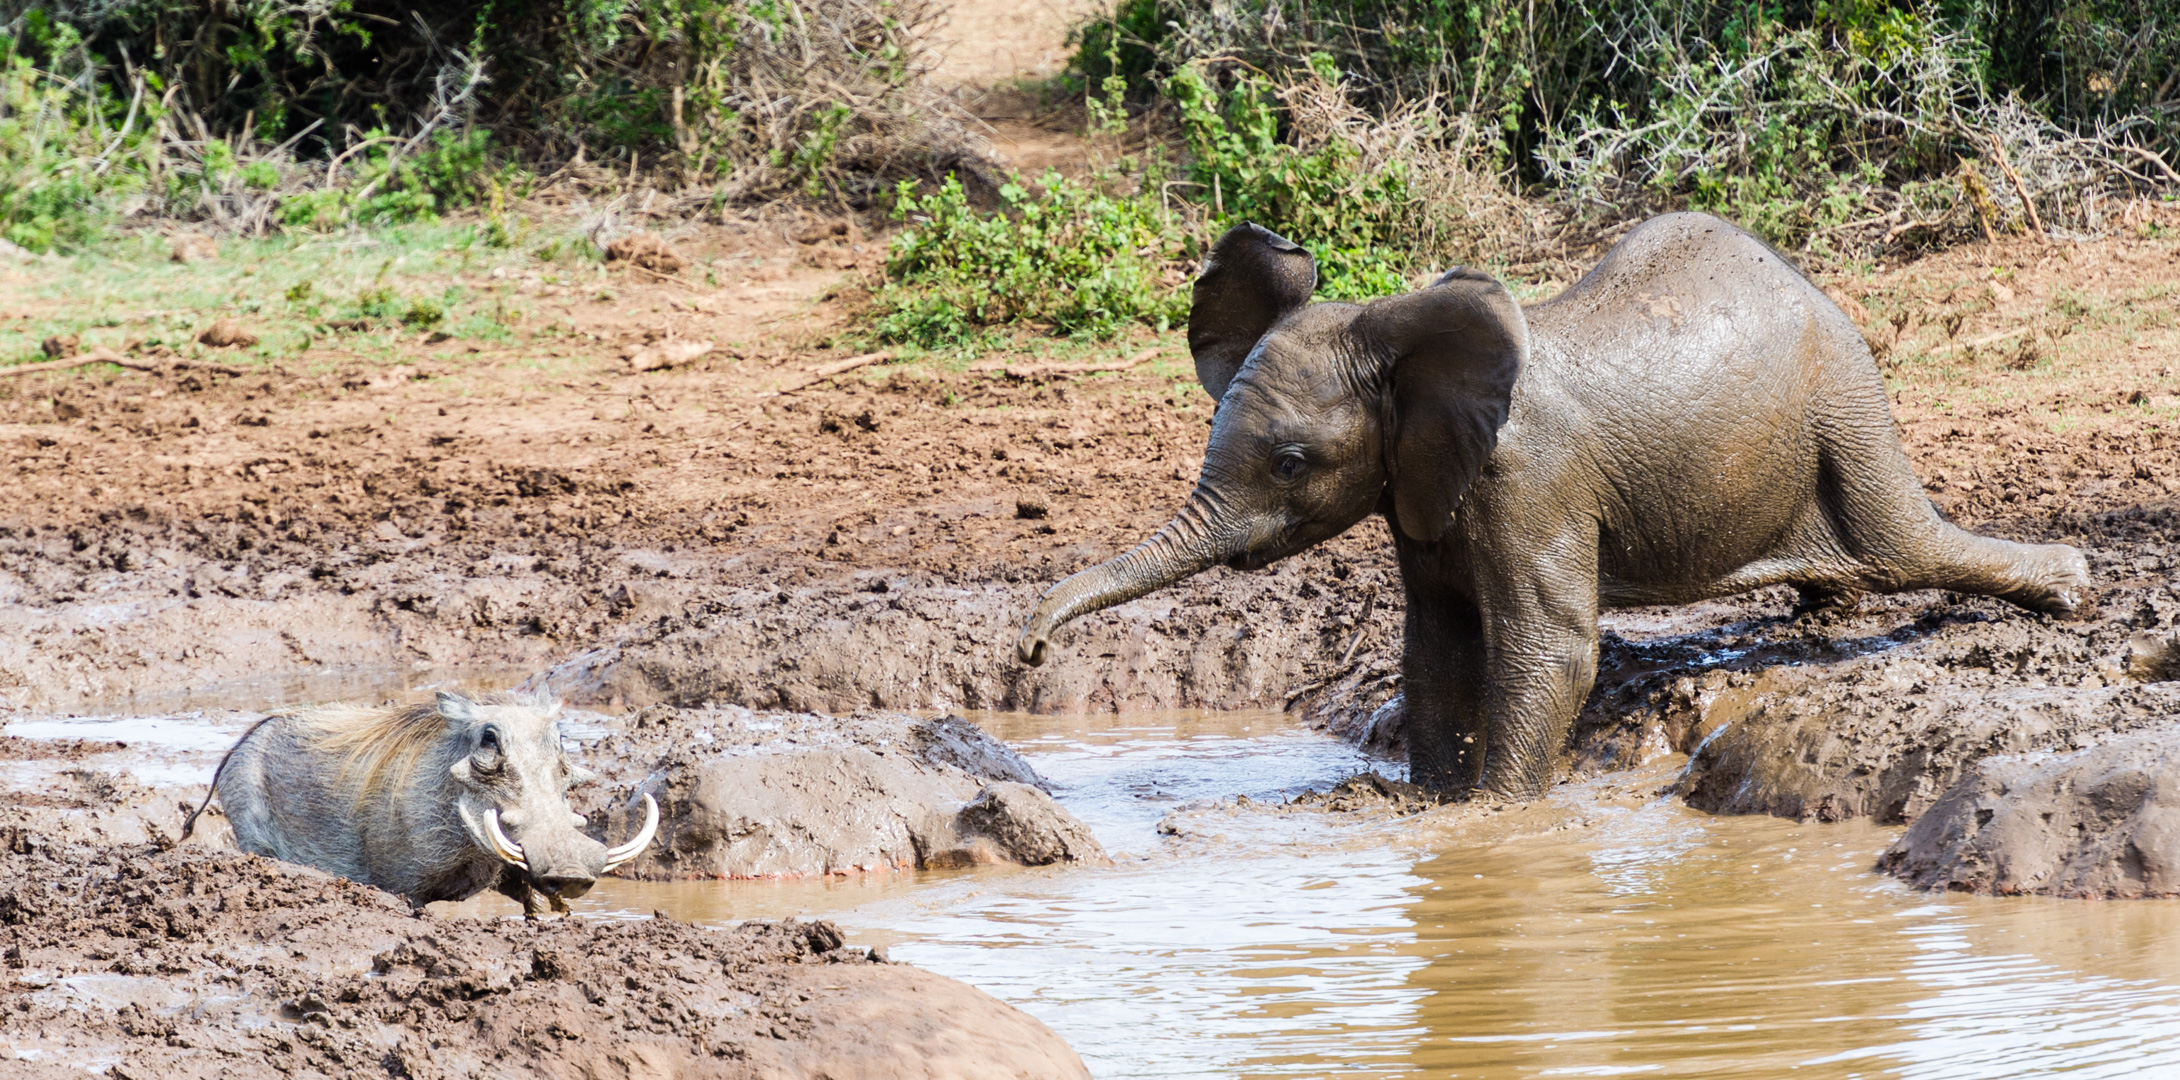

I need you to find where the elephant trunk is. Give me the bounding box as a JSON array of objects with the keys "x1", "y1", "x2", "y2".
[{"x1": 1017, "y1": 489, "x2": 1249, "y2": 666}]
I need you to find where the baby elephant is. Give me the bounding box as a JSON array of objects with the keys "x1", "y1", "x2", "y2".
[
  {"x1": 184, "y1": 689, "x2": 657, "y2": 915},
  {"x1": 1019, "y1": 213, "x2": 2089, "y2": 798}
]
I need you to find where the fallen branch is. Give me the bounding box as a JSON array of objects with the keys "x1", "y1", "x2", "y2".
[
  {"x1": 1, "y1": 347, "x2": 161, "y2": 377},
  {"x1": 1927, "y1": 326, "x2": 2031, "y2": 356},
  {"x1": 617, "y1": 261, "x2": 711, "y2": 293},
  {"x1": 760, "y1": 351, "x2": 894, "y2": 397},
  {"x1": 1339, "y1": 583, "x2": 1381, "y2": 667},
  {"x1": 979, "y1": 346, "x2": 1163, "y2": 382},
  {"x1": 1282, "y1": 583, "x2": 1383, "y2": 709},
  {"x1": 1986, "y1": 132, "x2": 2047, "y2": 238}
]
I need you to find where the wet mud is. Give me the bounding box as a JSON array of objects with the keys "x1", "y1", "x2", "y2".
[
  {"x1": 570, "y1": 709, "x2": 1107, "y2": 878},
  {"x1": 2, "y1": 199, "x2": 2179, "y2": 1080},
  {"x1": 0, "y1": 841, "x2": 1088, "y2": 1079},
  {"x1": 1879, "y1": 717, "x2": 2180, "y2": 898}
]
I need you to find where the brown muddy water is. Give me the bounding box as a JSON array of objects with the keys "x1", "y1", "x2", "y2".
[{"x1": 14, "y1": 707, "x2": 2180, "y2": 1078}]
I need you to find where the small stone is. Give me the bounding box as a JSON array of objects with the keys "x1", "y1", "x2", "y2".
[
  {"x1": 170, "y1": 234, "x2": 219, "y2": 263},
  {"x1": 621, "y1": 339, "x2": 714, "y2": 373},
  {"x1": 2127, "y1": 631, "x2": 2179, "y2": 682},
  {"x1": 40, "y1": 334, "x2": 78, "y2": 358},
  {"x1": 198, "y1": 319, "x2": 258, "y2": 349},
  {"x1": 1014, "y1": 498, "x2": 1048, "y2": 520},
  {"x1": 603, "y1": 231, "x2": 686, "y2": 274}
]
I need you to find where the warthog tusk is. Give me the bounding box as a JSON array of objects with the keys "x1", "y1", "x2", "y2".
[
  {"x1": 483, "y1": 808, "x2": 529, "y2": 871},
  {"x1": 601, "y1": 793, "x2": 659, "y2": 872}
]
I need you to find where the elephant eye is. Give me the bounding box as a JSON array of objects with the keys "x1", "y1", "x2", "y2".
[{"x1": 1272, "y1": 452, "x2": 1306, "y2": 480}]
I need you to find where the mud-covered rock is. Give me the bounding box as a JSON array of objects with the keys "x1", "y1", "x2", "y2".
[
  {"x1": 955, "y1": 781, "x2": 1104, "y2": 866},
  {"x1": 575, "y1": 707, "x2": 1107, "y2": 878},
  {"x1": 1877, "y1": 721, "x2": 2180, "y2": 898},
  {"x1": 0, "y1": 841, "x2": 1091, "y2": 1079}
]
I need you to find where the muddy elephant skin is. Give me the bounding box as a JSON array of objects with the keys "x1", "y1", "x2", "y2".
[{"x1": 1019, "y1": 213, "x2": 2089, "y2": 797}]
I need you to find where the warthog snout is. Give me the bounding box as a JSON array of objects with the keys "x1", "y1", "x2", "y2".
[{"x1": 479, "y1": 792, "x2": 660, "y2": 898}]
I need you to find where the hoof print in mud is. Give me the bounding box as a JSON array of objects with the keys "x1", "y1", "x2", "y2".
[{"x1": 1880, "y1": 721, "x2": 2180, "y2": 899}]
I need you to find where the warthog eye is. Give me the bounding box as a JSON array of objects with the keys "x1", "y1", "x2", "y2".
[{"x1": 476, "y1": 726, "x2": 503, "y2": 766}]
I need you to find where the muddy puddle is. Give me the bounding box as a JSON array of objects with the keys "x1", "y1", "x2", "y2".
[
  {"x1": 12, "y1": 696, "x2": 2180, "y2": 1076},
  {"x1": 409, "y1": 710, "x2": 2180, "y2": 1079}
]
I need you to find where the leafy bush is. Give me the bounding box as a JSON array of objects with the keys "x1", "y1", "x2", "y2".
[
  {"x1": 1168, "y1": 66, "x2": 1437, "y2": 298},
  {"x1": 1073, "y1": 0, "x2": 2178, "y2": 255},
  {"x1": 874, "y1": 173, "x2": 1190, "y2": 347},
  {"x1": 3, "y1": 0, "x2": 980, "y2": 215}
]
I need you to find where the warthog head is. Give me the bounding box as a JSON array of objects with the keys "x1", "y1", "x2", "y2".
[{"x1": 441, "y1": 690, "x2": 657, "y2": 901}]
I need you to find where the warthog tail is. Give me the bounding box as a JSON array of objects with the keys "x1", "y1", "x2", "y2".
[{"x1": 181, "y1": 713, "x2": 280, "y2": 840}]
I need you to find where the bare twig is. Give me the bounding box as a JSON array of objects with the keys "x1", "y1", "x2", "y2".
[
  {"x1": 1987, "y1": 132, "x2": 2047, "y2": 237},
  {"x1": 978, "y1": 347, "x2": 1163, "y2": 381},
  {"x1": 0, "y1": 348, "x2": 161, "y2": 378},
  {"x1": 1339, "y1": 583, "x2": 1380, "y2": 666},
  {"x1": 760, "y1": 351, "x2": 894, "y2": 397},
  {"x1": 1926, "y1": 326, "x2": 2030, "y2": 356},
  {"x1": 617, "y1": 262, "x2": 711, "y2": 292}
]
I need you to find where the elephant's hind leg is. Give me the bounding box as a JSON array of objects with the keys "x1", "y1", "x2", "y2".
[{"x1": 1816, "y1": 392, "x2": 2089, "y2": 615}]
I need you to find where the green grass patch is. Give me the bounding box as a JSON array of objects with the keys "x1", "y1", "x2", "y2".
[{"x1": 0, "y1": 222, "x2": 578, "y2": 370}]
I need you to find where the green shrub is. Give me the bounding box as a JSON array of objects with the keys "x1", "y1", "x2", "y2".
[
  {"x1": 874, "y1": 173, "x2": 1190, "y2": 347},
  {"x1": 1167, "y1": 66, "x2": 1419, "y2": 298},
  {"x1": 8, "y1": 0, "x2": 970, "y2": 209},
  {"x1": 1073, "y1": 0, "x2": 2179, "y2": 255}
]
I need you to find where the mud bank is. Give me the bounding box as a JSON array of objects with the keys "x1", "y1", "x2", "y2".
[
  {"x1": 0, "y1": 841, "x2": 1089, "y2": 1079},
  {"x1": 1879, "y1": 717, "x2": 2180, "y2": 898},
  {"x1": 543, "y1": 544, "x2": 1396, "y2": 715},
  {"x1": 570, "y1": 709, "x2": 1107, "y2": 878}
]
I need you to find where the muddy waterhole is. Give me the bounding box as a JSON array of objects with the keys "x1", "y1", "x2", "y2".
[{"x1": 12, "y1": 703, "x2": 2180, "y2": 1079}]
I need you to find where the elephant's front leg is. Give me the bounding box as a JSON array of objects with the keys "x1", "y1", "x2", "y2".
[
  {"x1": 1475, "y1": 539, "x2": 1602, "y2": 799},
  {"x1": 1402, "y1": 587, "x2": 1490, "y2": 791}
]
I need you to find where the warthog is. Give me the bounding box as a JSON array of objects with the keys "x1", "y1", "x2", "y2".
[{"x1": 184, "y1": 689, "x2": 656, "y2": 915}]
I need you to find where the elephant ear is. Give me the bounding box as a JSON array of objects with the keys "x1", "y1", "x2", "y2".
[
  {"x1": 1358, "y1": 268, "x2": 1526, "y2": 544},
  {"x1": 1187, "y1": 222, "x2": 1316, "y2": 402}
]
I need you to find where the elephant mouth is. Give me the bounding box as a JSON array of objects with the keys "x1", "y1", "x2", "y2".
[{"x1": 1224, "y1": 522, "x2": 1314, "y2": 572}]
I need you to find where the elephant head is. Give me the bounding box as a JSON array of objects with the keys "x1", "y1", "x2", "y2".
[{"x1": 1017, "y1": 223, "x2": 1527, "y2": 665}]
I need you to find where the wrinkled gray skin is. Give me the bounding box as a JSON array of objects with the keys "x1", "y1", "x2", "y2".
[
  {"x1": 1018, "y1": 213, "x2": 2090, "y2": 798},
  {"x1": 191, "y1": 690, "x2": 611, "y2": 914}
]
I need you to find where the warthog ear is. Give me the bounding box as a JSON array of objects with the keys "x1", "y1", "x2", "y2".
[
  {"x1": 436, "y1": 690, "x2": 477, "y2": 725},
  {"x1": 527, "y1": 683, "x2": 559, "y2": 714},
  {"x1": 1358, "y1": 268, "x2": 1526, "y2": 544},
  {"x1": 1188, "y1": 222, "x2": 1316, "y2": 403}
]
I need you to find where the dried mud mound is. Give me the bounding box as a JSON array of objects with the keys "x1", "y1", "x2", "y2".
[
  {"x1": 0, "y1": 842, "x2": 1089, "y2": 1079},
  {"x1": 571, "y1": 708, "x2": 1107, "y2": 878},
  {"x1": 1877, "y1": 719, "x2": 2180, "y2": 898}
]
